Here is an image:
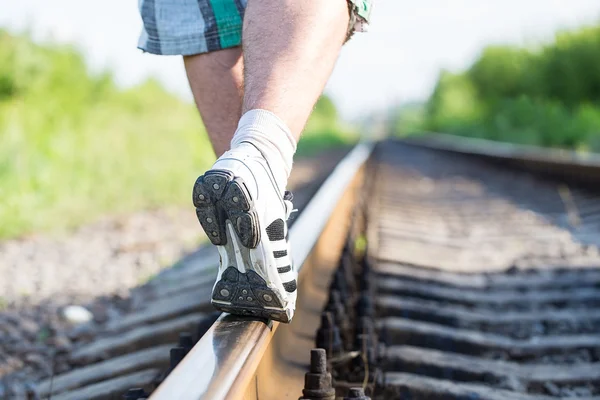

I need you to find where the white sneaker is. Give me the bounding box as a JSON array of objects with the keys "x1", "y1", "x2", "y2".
[{"x1": 192, "y1": 146, "x2": 297, "y2": 323}]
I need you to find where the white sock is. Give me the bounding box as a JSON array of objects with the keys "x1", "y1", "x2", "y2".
[{"x1": 230, "y1": 109, "x2": 297, "y2": 194}]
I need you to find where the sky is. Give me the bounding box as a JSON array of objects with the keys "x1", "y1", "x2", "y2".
[{"x1": 1, "y1": 0, "x2": 599, "y2": 119}]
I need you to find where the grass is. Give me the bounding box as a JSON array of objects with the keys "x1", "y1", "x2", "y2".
[
  {"x1": 0, "y1": 97, "x2": 354, "y2": 240},
  {"x1": 0, "y1": 80, "x2": 215, "y2": 239}
]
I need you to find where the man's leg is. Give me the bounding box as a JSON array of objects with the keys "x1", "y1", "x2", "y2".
[
  {"x1": 184, "y1": 47, "x2": 244, "y2": 157},
  {"x1": 194, "y1": 0, "x2": 350, "y2": 323},
  {"x1": 242, "y1": 0, "x2": 349, "y2": 139},
  {"x1": 228, "y1": 0, "x2": 350, "y2": 198}
]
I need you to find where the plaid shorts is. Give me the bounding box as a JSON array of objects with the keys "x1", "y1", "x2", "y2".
[{"x1": 138, "y1": 0, "x2": 372, "y2": 55}]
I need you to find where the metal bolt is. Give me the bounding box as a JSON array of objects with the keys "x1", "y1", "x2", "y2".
[
  {"x1": 212, "y1": 231, "x2": 218, "y2": 237},
  {"x1": 299, "y1": 349, "x2": 335, "y2": 400},
  {"x1": 233, "y1": 196, "x2": 239, "y2": 203},
  {"x1": 198, "y1": 194, "x2": 205, "y2": 200},
  {"x1": 263, "y1": 294, "x2": 273, "y2": 302},
  {"x1": 316, "y1": 312, "x2": 343, "y2": 357},
  {"x1": 242, "y1": 289, "x2": 248, "y2": 295},
  {"x1": 207, "y1": 217, "x2": 213, "y2": 223},
  {"x1": 239, "y1": 296, "x2": 244, "y2": 301},
  {"x1": 247, "y1": 297, "x2": 253, "y2": 301},
  {"x1": 310, "y1": 349, "x2": 327, "y2": 373},
  {"x1": 213, "y1": 183, "x2": 220, "y2": 190},
  {"x1": 220, "y1": 289, "x2": 230, "y2": 297}
]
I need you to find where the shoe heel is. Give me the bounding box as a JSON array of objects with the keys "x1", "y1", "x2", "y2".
[
  {"x1": 192, "y1": 171, "x2": 234, "y2": 246},
  {"x1": 211, "y1": 267, "x2": 293, "y2": 323}
]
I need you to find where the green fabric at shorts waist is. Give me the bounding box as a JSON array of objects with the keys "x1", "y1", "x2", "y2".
[{"x1": 348, "y1": 0, "x2": 373, "y2": 22}]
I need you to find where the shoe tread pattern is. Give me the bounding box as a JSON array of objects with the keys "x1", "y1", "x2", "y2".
[
  {"x1": 212, "y1": 267, "x2": 291, "y2": 323},
  {"x1": 193, "y1": 170, "x2": 260, "y2": 248}
]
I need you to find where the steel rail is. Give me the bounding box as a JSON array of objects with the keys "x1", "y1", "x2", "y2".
[
  {"x1": 149, "y1": 142, "x2": 374, "y2": 400},
  {"x1": 402, "y1": 133, "x2": 600, "y2": 186}
]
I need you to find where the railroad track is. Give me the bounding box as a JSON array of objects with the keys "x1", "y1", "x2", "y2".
[{"x1": 36, "y1": 137, "x2": 600, "y2": 400}]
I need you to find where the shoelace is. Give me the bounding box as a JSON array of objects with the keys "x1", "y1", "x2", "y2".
[{"x1": 283, "y1": 190, "x2": 297, "y2": 221}]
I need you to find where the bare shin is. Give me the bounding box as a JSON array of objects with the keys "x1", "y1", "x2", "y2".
[
  {"x1": 184, "y1": 47, "x2": 244, "y2": 157},
  {"x1": 241, "y1": 0, "x2": 349, "y2": 139}
]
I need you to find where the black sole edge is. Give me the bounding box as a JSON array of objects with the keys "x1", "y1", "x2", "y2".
[{"x1": 211, "y1": 267, "x2": 292, "y2": 323}]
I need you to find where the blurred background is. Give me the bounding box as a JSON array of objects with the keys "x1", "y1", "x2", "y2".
[
  {"x1": 2, "y1": 0, "x2": 600, "y2": 395},
  {"x1": 1, "y1": 0, "x2": 600, "y2": 241}
]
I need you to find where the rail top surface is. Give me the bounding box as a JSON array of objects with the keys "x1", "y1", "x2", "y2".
[{"x1": 149, "y1": 142, "x2": 373, "y2": 400}]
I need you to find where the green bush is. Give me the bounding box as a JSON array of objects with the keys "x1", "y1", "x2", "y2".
[
  {"x1": 298, "y1": 96, "x2": 357, "y2": 156},
  {"x1": 391, "y1": 102, "x2": 427, "y2": 137},
  {"x1": 540, "y1": 25, "x2": 600, "y2": 107},
  {"x1": 427, "y1": 71, "x2": 484, "y2": 133},
  {"x1": 468, "y1": 46, "x2": 538, "y2": 102},
  {"x1": 0, "y1": 34, "x2": 213, "y2": 238},
  {"x1": 412, "y1": 20, "x2": 600, "y2": 151}
]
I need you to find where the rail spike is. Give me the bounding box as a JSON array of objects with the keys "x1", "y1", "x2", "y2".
[
  {"x1": 299, "y1": 349, "x2": 336, "y2": 400},
  {"x1": 315, "y1": 312, "x2": 344, "y2": 358}
]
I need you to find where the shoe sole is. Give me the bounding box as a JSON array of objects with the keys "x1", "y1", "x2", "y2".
[{"x1": 193, "y1": 170, "x2": 293, "y2": 323}]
